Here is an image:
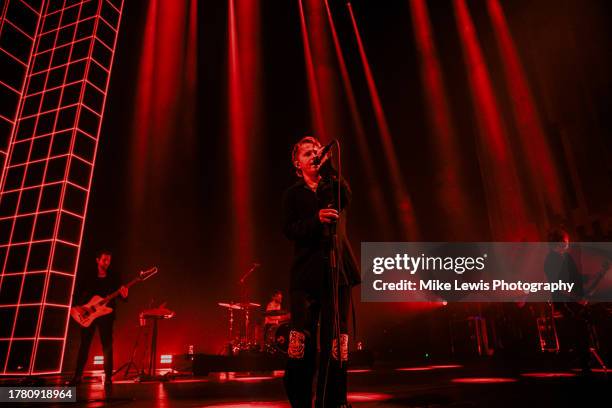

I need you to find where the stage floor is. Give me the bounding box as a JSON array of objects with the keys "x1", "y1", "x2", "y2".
[{"x1": 1, "y1": 362, "x2": 609, "y2": 407}]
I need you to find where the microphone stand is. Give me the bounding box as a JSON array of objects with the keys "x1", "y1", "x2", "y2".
[
  {"x1": 239, "y1": 263, "x2": 260, "y2": 285},
  {"x1": 320, "y1": 140, "x2": 343, "y2": 407}
]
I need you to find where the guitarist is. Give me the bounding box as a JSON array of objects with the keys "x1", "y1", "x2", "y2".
[
  {"x1": 544, "y1": 228, "x2": 590, "y2": 373},
  {"x1": 68, "y1": 250, "x2": 128, "y2": 385}
]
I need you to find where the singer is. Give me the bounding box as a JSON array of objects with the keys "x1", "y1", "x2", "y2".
[{"x1": 282, "y1": 136, "x2": 360, "y2": 408}]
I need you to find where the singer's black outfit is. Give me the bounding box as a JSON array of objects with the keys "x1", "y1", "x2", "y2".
[
  {"x1": 72, "y1": 270, "x2": 123, "y2": 381},
  {"x1": 282, "y1": 164, "x2": 360, "y2": 408}
]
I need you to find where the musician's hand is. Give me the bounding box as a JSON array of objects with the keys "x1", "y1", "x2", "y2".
[
  {"x1": 120, "y1": 286, "x2": 128, "y2": 298},
  {"x1": 319, "y1": 208, "x2": 339, "y2": 224}
]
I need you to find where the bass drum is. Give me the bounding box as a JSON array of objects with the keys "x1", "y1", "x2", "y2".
[{"x1": 264, "y1": 322, "x2": 290, "y2": 354}]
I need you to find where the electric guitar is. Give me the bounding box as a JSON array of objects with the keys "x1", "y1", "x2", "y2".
[
  {"x1": 560, "y1": 259, "x2": 610, "y2": 318},
  {"x1": 70, "y1": 267, "x2": 158, "y2": 327}
]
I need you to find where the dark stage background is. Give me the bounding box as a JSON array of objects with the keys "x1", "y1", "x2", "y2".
[{"x1": 64, "y1": 0, "x2": 612, "y2": 369}]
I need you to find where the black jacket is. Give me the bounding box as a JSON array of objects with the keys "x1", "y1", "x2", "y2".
[
  {"x1": 282, "y1": 166, "x2": 361, "y2": 292},
  {"x1": 544, "y1": 251, "x2": 584, "y2": 302}
]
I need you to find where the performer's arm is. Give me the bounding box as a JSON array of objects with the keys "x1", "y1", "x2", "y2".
[
  {"x1": 282, "y1": 190, "x2": 322, "y2": 240},
  {"x1": 319, "y1": 160, "x2": 352, "y2": 211}
]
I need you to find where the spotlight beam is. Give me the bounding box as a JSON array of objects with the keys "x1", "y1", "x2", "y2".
[
  {"x1": 487, "y1": 0, "x2": 565, "y2": 222},
  {"x1": 298, "y1": 0, "x2": 326, "y2": 140},
  {"x1": 409, "y1": 0, "x2": 474, "y2": 239},
  {"x1": 323, "y1": 0, "x2": 392, "y2": 237},
  {"x1": 347, "y1": 2, "x2": 418, "y2": 240},
  {"x1": 228, "y1": 0, "x2": 255, "y2": 272},
  {"x1": 453, "y1": 0, "x2": 533, "y2": 239}
]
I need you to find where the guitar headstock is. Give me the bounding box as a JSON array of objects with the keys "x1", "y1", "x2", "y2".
[{"x1": 139, "y1": 267, "x2": 158, "y2": 281}]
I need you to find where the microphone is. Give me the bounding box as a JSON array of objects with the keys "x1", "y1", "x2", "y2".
[{"x1": 313, "y1": 140, "x2": 336, "y2": 166}]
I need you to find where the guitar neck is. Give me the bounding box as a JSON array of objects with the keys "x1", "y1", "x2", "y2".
[
  {"x1": 104, "y1": 277, "x2": 140, "y2": 302},
  {"x1": 586, "y1": 268, "x2": 608, "y2": 296}
]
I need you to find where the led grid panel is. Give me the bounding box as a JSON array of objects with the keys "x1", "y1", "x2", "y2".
[
  {"x1": 0, "y1": 0, "x2": 123, "y2": 375},
  {"x1": 0, "y1": 0, "x2": 44, "y2": 188}
]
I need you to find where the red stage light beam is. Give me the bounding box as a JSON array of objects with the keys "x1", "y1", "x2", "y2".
[
  {"x1": 348, "y1": 392, "x2": 392, "y2": 402},
  {"x1": 487, "y1": 0, "x2": 565, "y2": 223},
  {"x1": 228, "y1": 0, "x2": 257, "y2": 273},
  {"x1": 347, "y1": 3, "x2": 419, "y2": 240},
  {"x1": 129, "y1": 0, "x2": 197, "y2": 233},
  {"x1": 236, "y1": 0, "x2": 261, "y2": 150},
  {"x1": 298, "y1": 0, "x2": 326, "y2": 140},
  {"x1": 323, "y1": 0, "x2": 391, "y2": 237},
  {"x1": 409, "y1": 0, "x2": 475, "y2": 239},
  {"x1": 453, "y1": 0, "x2": 534, "y2": 240},
  {"x1": 153, "y1": 0, "x2": 186, "y2": 156},
  {"x1": 452, "y1": 377, "x2": 518, "y2": 384},
  {"x1": 304, "y1": 0, "x2": 345, "y2": 143},
  {"x1": 185, "y1": 0, "x2": 197, "y2": 93},
  {"x1": 181, "y1": 0, "x2": 198, "y2": 164},
  {"x1": 130, "y1": 0, "x2": 158, "y2": 212}
]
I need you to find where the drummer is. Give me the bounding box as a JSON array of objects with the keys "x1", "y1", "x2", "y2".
[{"x1": 264, "y1": 290, "x2": 289, "y2": 325}]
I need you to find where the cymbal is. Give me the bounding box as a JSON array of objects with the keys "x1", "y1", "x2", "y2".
[
  {"x1": 263, "y1": 309, "x2": 289, "y2": 316},
  {"x1": 217, "y1": 302, "x2": 261, "y2": 310},
  {"x1": 217, "y1": 302, "x2": 242, "y2": 310},
  {"x1": 237, "y1": 302, "x2": 261, "y2": 309}
]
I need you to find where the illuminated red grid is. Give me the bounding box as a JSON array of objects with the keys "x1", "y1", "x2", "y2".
[
  {"x1": 0, "y1": 0, "x2": 124, "y2": 375},
  {"x1": 0, "y1": 0, "x2": 45, "y2": 188}
]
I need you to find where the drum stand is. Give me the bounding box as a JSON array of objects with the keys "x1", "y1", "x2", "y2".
[
  {"x1": 537, "y1": 303, "x2": 560, "y2": 353},
  {"x1": 226, "y1": 307, "x2": 236, "y2": 355}
]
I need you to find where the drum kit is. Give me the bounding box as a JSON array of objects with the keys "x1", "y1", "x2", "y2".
[{"x1": 217, "y1": 301, "x2": 291, "y2": 355}]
